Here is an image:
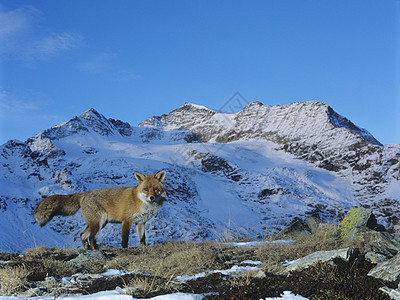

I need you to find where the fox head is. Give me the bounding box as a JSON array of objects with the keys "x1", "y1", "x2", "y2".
[{"x1": 135, "y1": 170, "x2": 167, "y2": 204}]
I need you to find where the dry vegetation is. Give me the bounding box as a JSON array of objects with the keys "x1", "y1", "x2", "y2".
[
  {"x1": 259, "y1": 223, "x2": 363, "y2": 272},
  {"x1": 105, "y1": 241, "x2": 226, "y2": 277},
  {"x1": 0, "y1": 224, "x2": 390, "y2": 299},
  {"x1": 0, "y1": 266, "x2": 30, "y2": 296},
  {"x1": 100, "y1": 224, "x2": 352, "y2": 277}
]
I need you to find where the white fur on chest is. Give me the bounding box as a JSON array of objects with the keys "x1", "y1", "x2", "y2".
[{"x1": 131, "y1": 201, "x2": 160, "y2": 225}]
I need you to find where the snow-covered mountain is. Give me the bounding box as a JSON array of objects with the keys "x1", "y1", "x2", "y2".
[{"x1": 0, "y1": 101, "x2": 399, "y2": 252}]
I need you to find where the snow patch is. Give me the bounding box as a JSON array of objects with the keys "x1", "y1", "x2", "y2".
[{"x1": 221, "y1": 240, "x2": 294, "y2": 248}]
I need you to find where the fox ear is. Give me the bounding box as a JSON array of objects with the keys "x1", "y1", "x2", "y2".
[
  {"x1": 155, "y1": 170, "x2": 166, "y2": 183},
  {"x1": 134, "y1": 172, "x2": 145, "y2": 183}
]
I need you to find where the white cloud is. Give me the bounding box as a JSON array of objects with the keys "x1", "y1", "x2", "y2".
[
  {"x1": 112, "y1": 69, "x2": 141, "y2": 82},
  {"x1": 78, "y1": 52, "x2": 140, "y2": 81},
  {"x1": 78, "y1": 53, "x2": 118, "y2": 73},
  {"x1": 0, "y1": 5, "x2": 81, "y2": 62},
  {"x1": 0, "y1": 88, "x2": 38, "y2": 113},
  {"x1": 0, "y1": 5, "x2": 40, "y2": 39},
  {"x1": 27, "y1": 32, "x2": 82, "y2": 60}
]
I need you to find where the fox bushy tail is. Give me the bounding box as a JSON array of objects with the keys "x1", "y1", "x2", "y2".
[{"x1": 34, "y1": 193, "x2": 83, "y2": 227}]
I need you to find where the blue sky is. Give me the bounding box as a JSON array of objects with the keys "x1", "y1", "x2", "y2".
[{"x1": 0, "y1": 0, "x2": 399, "y2": 145}]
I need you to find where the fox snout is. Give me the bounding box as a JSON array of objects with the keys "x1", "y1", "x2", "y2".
[
  {"x1": 141, "y1": 191, "x2": 166, "y2": 203},
  {"x1": 145, "y1": 193, "x2": 156, "y2": 202}
]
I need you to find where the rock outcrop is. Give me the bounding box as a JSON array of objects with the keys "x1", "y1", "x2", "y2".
[
  {"x1": 279, "y1": 208, "x2": 400, "y2": 297},
  {"x1": 338, "y1": 207, "x2": 386, "y2": 240},
  {"x1": 282, "y1": 248, "x2": 349, "y2": 275}
]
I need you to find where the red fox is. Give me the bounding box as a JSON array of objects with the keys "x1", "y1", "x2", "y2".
[{"x1": 34, "y1": 170, "x2": 166, "y2": 250}]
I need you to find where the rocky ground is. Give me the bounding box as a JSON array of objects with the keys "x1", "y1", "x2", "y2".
[{"x1": 1, "y1": 207, "x2": 400, "y2": 299}]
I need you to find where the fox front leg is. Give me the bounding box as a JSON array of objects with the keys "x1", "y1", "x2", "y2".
[
  {"x1": 121, "y1": 219, "x2": 133, "y2": 248},
  {"x1": 136, "y1": 223, "x2": 146, "y2": 245}
]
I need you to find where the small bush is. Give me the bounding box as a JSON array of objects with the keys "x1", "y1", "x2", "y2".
[
  {"x1": 26, "y1": 259, "x2": 78, "y2": 281},
  {"x1": 125, "y1": 275, "x2": 176, "y2": 298},
  {"x1": 0, "y1": 266, "x2": 29, "y2": 295},
  {"x1": 24, "y1": 246, "x2": 79, "y2": 260}
]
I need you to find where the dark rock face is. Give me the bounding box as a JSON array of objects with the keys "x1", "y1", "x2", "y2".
[
  {"x1": 200, "y1": 155, "x2": 242, "y2": 182},
  {"x1": 109, "y1": 119, "x2": 133, "y2": 136}
]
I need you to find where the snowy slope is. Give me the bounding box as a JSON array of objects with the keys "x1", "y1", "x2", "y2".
[
  {"x1": 141, "y1": 101, "x2": 399, "y2": 221},
  {"x1": 0, "y1": 102, "x2": 398, "y2": 252}
]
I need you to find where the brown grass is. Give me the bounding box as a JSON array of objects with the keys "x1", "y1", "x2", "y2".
[
  {"x1": 0, "y1": 266, "x2": 30, "y2": 295},
  {"x1": 42, "y1": 260, "x2": 79, "y2": 278},
  {"x1": 0, "y1": 223, "x2": 367, "y2": 296},
  {"x1": 226, "y1": 270, "x2": 257, "y2": 288},
  {"x1": 106, "y1": 241, "x2": 224, "y2": 278},
  {"x1": 124, "y1": 274, "x2": 178, "y2": 298},
  {"x1": 255, "y1": 223, "x2": 362, "y2": 273},
  {"x1": 0, "y1": 246, "x2": 79, "y2": 286},
  {"x1": 107, "y1": 224, "x2": 354, "y2": 278},
  {"x1": 24, "y1": 246, "x2": 80, "y2": 260}
]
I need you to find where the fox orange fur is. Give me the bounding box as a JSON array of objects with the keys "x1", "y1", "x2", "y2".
[{"x1": 34, "y1": 170, "x2": 167, "y2": 250}]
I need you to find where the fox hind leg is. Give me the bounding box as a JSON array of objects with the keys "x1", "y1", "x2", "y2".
[
  {"x1": 80, "y1": 223, "x2": 100, "y2": 250},
  {"x1": 88, "y1": 223, "x2": 100, "y2": 250},
  {"x1": 80, "y1": 226, "x2": 90, "y2": 250},
  {"x1": 80, "y1": 203, "x2": 106, "y2": 250}
]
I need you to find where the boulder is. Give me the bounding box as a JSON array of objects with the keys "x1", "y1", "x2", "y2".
[
  {"x1": 69, "y1": 250, "x2": 110, "y2": 267},
  {"x1": 274, "y1": 217, "x2": 317, "y2": 240},
  {"x1": 393, "y1": 219, "x2": 400, "y2": 234},
  {"x1": 364, "y1": 231, "x2": 400, "y2": 263},
  {"x1": 282, "y1": 248, "x2": 349, "y2": 275},
  {"x1": 338, "y1": 207, "x2": 400, "y2": 265},
  {"x1": 305, "y1": 216, "x2": 322, "y2": 234},
  {"x1": 339, "y1": 207, "x2": 385, "y2": 241},
  {"x1": 368, "y1": 252, "x2": 400, "y2": 282},
  {"x1": 365, "y1": 252, "x2": 388, "y2": 264},
  {"x1": 379, "y1": 286, "x2": 400, "y2": 299}
]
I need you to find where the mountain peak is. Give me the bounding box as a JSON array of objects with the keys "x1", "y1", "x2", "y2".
[
  {"x1": 78, "y1": 108, "x2": 134, "y2": 137},
  {"x1": 181, "y1": 102, "x2": 213, "y2": 111},
  {"x1": 238, "y1": 101, "x2": 267, "y2": 115},
  {"x1": 80, "y1": 108, "x2": 104, "y2": 120},
  {"x1": 83, "y1": 107, "x2": 97, "y2": 113},
  {"x1": 244, "y1": 101, "x2": 264, "y2": 108}
]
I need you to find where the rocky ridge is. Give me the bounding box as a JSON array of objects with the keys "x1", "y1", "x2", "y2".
[{"x1": 140, "y1": 101, "x2": 400, "y2": 223}]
